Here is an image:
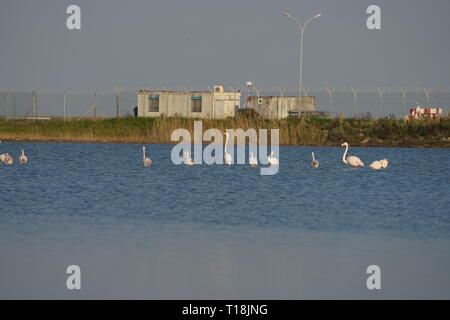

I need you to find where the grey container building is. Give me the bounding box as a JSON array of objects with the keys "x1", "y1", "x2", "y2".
[
  {"x1": 246, "y1": 96, "x2": 316, "y2": 119},
  {"x1": 137, "y1": 86, "x2": 240, "y2": 119}
]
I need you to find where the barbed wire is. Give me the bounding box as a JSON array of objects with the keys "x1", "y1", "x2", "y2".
[{"x1": 1, "y1": 86, "x2": 448, "y2": 120}]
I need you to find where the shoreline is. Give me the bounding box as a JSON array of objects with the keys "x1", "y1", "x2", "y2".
[
  {"x1": 1, "y1": 117, "x2": 449, "y2": 149},
  {"x1": 2, "y1": 137, "x2": 449, "y2": 149}
]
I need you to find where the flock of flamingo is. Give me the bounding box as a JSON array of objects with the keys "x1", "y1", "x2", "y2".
[
  {"x1": 1, "y1": 138, "x2": 388, "y2": 170},
  {"x1": 0, "y1": 141, "x2": 28, "y2": 165},
  {"x1": 140, "y1": 134, "x2": 389, "y2": 170}
]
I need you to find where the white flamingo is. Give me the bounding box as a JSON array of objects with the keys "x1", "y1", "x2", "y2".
[
  {"x1": 249, "y1": 152, "x2": 258, "y2": 168},
  {"x1": 380, "y1": 158, "x2": 389, "y2": 168},
  {"x1": 142, "y1": 147, "x2": 152, "y2": 167},
  {"x1": 223, "y1": 132, "x2": 232, "y2": 166},
  {"x1": 369, "y1": 160, "x2": 383, "y2": 170},
  {"x1": 0, "y1": 141, "x2": 5, "y2": 163},
  {"x1": 4, "y1": 154, "x2": 13, "y2": 165},
  {"x1": 311, "y1": 152, "x2": 319, "y2": 168},
  {"x1": 341, "y1": 142, "x2": 364, "y2": 167},
  {"x1": 183, "y1": 151, "x2": 194, "y2": 166},
  {"x1": 19, "y1": 149, "x2": 28, "y2": 164},
  {"x1": 268, "y1": 151, "x2": 279, "y2": 166}
]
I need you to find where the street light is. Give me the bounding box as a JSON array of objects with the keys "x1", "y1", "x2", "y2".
[{"x1": 283, "y1": 11, "x2": 321, "y2": 116}]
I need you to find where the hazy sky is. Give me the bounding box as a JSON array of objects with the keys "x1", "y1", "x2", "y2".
[{"x1": 1, "y1": 0, "x2": 449, "y2": 90}]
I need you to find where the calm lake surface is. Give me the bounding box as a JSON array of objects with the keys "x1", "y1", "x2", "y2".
[{"x1": 0, "y1": 142, "x2": 449, "y2": 299}]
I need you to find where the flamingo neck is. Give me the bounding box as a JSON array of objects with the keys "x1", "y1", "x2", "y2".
[
  {"x1": 342, "y1": 144, "x2": 348, "y2": 164},
  {"x1": 224, "y1": 134, "x2": 229, "y2": 154}
]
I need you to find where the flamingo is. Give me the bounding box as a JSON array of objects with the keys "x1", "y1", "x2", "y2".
[
  {"x1": 311, "y1": 152, "x2": 319, "y2": 168},
  {"x1": 369, "y1": 160, "x2": 383, "y2": 170},
  {"x1": 380, "y1": 158, "x2": 389, "y2": 169},
  {"x1": 223, "y1": 132, "x2": 232, "y2": 166},
  {"x1": 142, "y1": 147, "x2": 152, "y2": 167},
  {"x1": 341, "y1": 142, "x2": 364, "y2": 167},
  {"x1": 4, "y1": 154, "x2": 13, "y2": 165},
  {"x1": 249, "y1": 152, "x2": 258, "y2": 168},
  {"x1": 183, "y1": 151, "x2": 194, "y2": 166},
  {"x1": 19, "y1": 149, "x2": 28, "y2": 164},
  {"x1": 0, "y1": 141, "x2": 5, "y2": 163},
  {"x1": 268, "y1": 151, "x2": 279, "y2": 166}
]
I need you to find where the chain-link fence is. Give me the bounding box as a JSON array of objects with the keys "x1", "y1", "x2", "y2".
[
  {"x1": 1, "y1": 86, "x2": 449, "y2": 120},
  {"x1": 243, "y1": 86, "x2": 450, "y2": 119},
  {"x1": 0, "y1": 88, "x2": 137, "y2": 120}
]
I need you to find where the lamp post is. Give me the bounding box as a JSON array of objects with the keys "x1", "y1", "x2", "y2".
[{"x1": 283, "y1": 11, "x2": 321, "y2": 117}]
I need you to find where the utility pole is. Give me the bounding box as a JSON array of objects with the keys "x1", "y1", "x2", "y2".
[{"x1": 283, "y1": 11, "x2": 321, "y2": 117}]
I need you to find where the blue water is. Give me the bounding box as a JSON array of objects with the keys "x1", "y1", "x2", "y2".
[{"x1": 0, "y1": 142, "x2": 449, "y2": 299}]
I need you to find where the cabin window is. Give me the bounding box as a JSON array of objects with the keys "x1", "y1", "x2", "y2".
[
  {"x1": 149, "y1": 95, "x2": 160, "y2": 112},
  {"x1": 192, "y1": 95, "x2": 202, "y2": 113}
]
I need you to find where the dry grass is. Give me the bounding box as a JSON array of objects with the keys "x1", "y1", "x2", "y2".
[{"x1": 0, "y1": 116, "x2": 449, "y2": 147}]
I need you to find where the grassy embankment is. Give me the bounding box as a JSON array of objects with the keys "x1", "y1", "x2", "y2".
[{"x1": 0, "y1": 114, "x2": 449, "y2": 147}]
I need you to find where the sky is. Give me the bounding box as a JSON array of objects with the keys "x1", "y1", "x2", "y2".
[{"x1": 0, "y1": 0, "x2": 449, "y2": 91}]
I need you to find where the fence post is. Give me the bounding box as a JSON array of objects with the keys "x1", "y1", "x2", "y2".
[
  {"x1": 64, "y1": 90, "x2": 67, "y2": 121},
  {"x1": 208, "y1": 87, "x2": 214, "y2": 119},
  {"x1": 325, "y1": 87, "x2": 335, "y2": 114},
  {"x1": 436, "y1": 83, "x2": 441, "y2": 108},
  {"x1": 278, "y1": 87, "x2": 284, "y2": 120},
  {"x1": 423, "y1": 88, "x2": 430, "y2": 106},
  {"x1": 6, "y1": 90, "x2": 9, "y2": 120},
  {"x1": 32, "y1": 90, "x2": 36, "y2": 120},
  {"x1": 350, "y1": 87, "x2": 359, "y2": 117},
  {"x1": 115, "y1": 87, "x2": 120, "y2": 119},
  {"x1": 400, "y1": 88, "x2": 407, "y2": 117},
  {"x1": 183, "y1": 87, "x2": 188, "y2": 118},
  {"x1": 254, "y1": 86, "x2": 260, "y2": 99},
  {"x1": 302, "y1": 87, "x2": 309, "y2": 97},
  {"x1": 93, "y1": 90, "x2": 98, "y2": 119},
  {"x1": 13, "y1": 90, "x2": 16, "y2": 119},
  {"x1": 163, "y1": 87, "x2": 169, "y2": 117},
  {"x1": 230, "y1": 86, "x2": 237, "y2": 119},
  {"x1": 377, "y1": 88, "x2": 384, "y2": 118},
  {"x1": 36, "y1": 90, "x2": 39, "y2": 119}
]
